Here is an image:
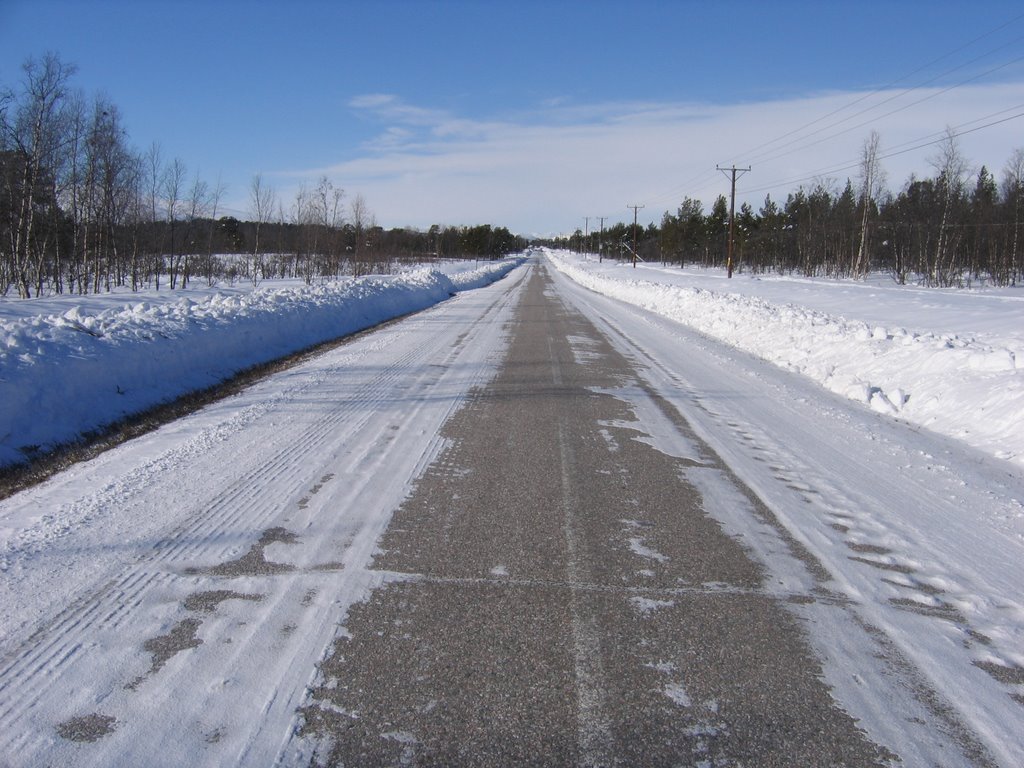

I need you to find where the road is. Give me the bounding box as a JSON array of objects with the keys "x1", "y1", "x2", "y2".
[{"x1": 0, "y1": 257, "x2": 1020, "y2": 766}]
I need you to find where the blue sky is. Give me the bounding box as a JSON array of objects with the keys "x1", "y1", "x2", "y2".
[{"x1": 2, "y1": 0, "x2": 1023, "y2": 236}]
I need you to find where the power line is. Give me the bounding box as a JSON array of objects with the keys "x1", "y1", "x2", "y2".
[
  {"x1": 643, "y1": 57, "x2": 1024, "y2": 215},
  {"x1": 741, "y1": 108, "x2": 1024, "y2": 198},
  {"x1": 870, "y1": 101, "x2": 1024, "y2": 158},
  {"x1": 746, "y1": 50, "x2": 1024, "y2": 169},
  {"x1": 742, "y1": 18, "x2": 1024, "y2": 163},
  {"x1": 638, "y1": 12, "x2": 1024, "y2": 213}
]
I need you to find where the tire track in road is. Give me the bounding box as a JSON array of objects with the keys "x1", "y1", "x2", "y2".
[
  {"x1": 546, "y1": 327, "x2": 616, "y2": 765},
  {"x1": 557, "y1": 412, "x2": 615, "y2": 767}
]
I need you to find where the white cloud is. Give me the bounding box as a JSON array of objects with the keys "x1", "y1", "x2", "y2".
[
  {"x1": 348, "y1": 93, "x2": 395, "y2": 109},
  {"x1": 285, "y1": 84, "x2": 1024, "y2": 236}
]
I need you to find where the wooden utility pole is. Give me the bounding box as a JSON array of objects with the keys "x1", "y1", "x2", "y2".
[
  {"x1": 597, "y1": 216, "x2": 607, "y2": 262},
  {"x1": 717, "y1": 165, "x2": 750, "y2": 278},
  {"x1": 627, "y1": 204, "x2": 645, "y2": 268}
]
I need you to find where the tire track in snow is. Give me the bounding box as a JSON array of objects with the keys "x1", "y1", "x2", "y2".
[
  {"x1": 552, "y1": 265, "x2": 1014, "y2": 767},
  {"x1": 0, "y1": 265, "x2": 529, "y2": 767}
]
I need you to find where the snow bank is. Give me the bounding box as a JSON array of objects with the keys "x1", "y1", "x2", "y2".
[
  {"x1": 0, "y1": 259, "x2": 523, "y2": 467},
  {"x1": 547, "y1": 250, "x2": 1024, "y2": 466}
]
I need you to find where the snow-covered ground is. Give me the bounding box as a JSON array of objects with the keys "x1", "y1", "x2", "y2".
[
  {"x1": 0, "y1": 250, "x2": 1020, "y2": 763},
  {"x1": 548, "y1": 250, "x2": 1024, "y2": 468},
  {"x1": 0, "y1": 259, "x2": 523, "y2": 468}
]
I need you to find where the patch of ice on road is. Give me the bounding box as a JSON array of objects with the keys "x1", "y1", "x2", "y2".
[
  {"x1": 597, "y1": 427, "x2": 620, "y2": 452},
  {"x1": 663, "y1": 682, "x2": 692, "y2": 707},
  {"x1": 567, "y1": 334, "x2": 602, "y2": 365},
  {"x1": 594, "y1": 385, "x2": 708, "y2": 464},
  {"x1": 629, "y1": 596, "x2": 675, "y2": 615},
  {"x1": 628, "y1": 536, "x2": 668, "y2": 564}
]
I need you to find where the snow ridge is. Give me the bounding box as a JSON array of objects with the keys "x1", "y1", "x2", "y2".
[
  {"x1": 547, "y1": 251, "x2": 1024, "y2": 467},
  {"x1": 0, "y1": 259, "x2": 523, "y2": 467}
]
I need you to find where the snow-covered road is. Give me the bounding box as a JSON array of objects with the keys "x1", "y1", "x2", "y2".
[
  {"x1": 1, "y1": 252, "x2": 1022, "y2": 765},
  {"x1": 0, "y1": 264, "x2": 526, "y2": 765},
  {"x1": 550, "y1": 262, "x2": 1024, "y2": 765}
]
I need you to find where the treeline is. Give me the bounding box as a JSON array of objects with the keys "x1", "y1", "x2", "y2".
[
  {"x1": 551, "y1": 130, "x2": 1024, "y2": 287},
  {"x1": 0, "y1": 54, "x2": 524, "y2": 298}
]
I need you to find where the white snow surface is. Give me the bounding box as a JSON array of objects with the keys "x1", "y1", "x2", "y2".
[
  {"x1": 1, "y1": 252, "x2": 1023, "y2": 765},
  {"x1": 548, "y1": 250, "x2": 1024, "y2": 467},
  {"x1": 0, "y1": 259, "x2": 522, "y2": 467}
]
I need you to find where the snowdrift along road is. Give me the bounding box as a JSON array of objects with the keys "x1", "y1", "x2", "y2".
[{"x1": 0, "y1": 259, "x2": 523, "y2": 468}]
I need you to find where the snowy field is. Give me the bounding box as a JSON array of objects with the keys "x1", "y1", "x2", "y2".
[
  {"x1": 0, "y1": 259, "x2": 523, "y2": 468},
  {"x1": 547, "y1": 249, "x2": 1024, "y2": 468}
]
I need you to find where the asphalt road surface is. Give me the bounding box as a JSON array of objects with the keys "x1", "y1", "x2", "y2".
[{"x1": 300, "y1": 264, "x2": 892, "y2": 766}]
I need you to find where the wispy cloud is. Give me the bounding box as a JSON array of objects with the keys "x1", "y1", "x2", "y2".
[
  {"x1": 347, "y1": 94, "x2": 502, "y2": 144},
  {"x1": 349, "y1": 93, "x2": 451, "y2": 129}
]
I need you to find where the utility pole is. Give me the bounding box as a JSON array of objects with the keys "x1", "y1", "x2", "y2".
[
  {"x1": 627, "y1": 204, "x2": 645, "y2": 268},
  {"x1": 597, "y1": 216, "x2": 607, "y2": 262},
  {"x1": 584, "y1": 217, "x2": 590, "y2": 257},
  {"x1": 716, "y1": 164, "x2": 750, "y2": 278}
]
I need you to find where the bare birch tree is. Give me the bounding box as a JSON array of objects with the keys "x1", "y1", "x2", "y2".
[
  {"x1": 182, "y1": 170, "x2": 211, "y2": 288},
  {"x1": 350, "y1": 193, "x2": 369, "y2": 276},
  {"x1": 2, "y1": 54, "x2": 76, "y2": 297},
  {"x1": 928, "y1": 127, "x2": 970, "y2": 285},
  {"x1": 143, "y1": 142, "x2": 164, "y2": 288},
  {"x1": 248, "y1": 173, "x2": 276, "y2": 285},
  {"x1": 1002, "y1": 148, "x2": 1024, "y2": 285},
  {"x1": 204, "y1": 174, "x2": 225, "y2": 286},
  {"x1": 162, "y1": 157, "x2": 186, "y2": 288},
  {"x1": 854, "y1": 130, "x2": 885, "y2": 278}
]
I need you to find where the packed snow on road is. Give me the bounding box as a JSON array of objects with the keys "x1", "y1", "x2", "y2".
[{"x1": 0, "y1": 249, "x2": 1022, "y2": 765}]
